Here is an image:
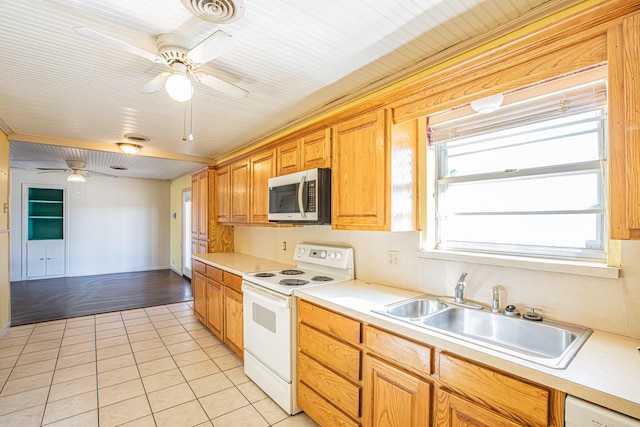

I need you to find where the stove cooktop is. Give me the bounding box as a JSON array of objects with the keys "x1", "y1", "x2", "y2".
[{"x1": 242, "y1": 243, "x2": 354, "y2": 295}]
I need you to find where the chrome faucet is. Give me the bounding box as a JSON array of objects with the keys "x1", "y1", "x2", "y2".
[
  {"x1": 454, "y1": 273, "x2": 468, "y2": 303},
  {"x1": 491, "y1": 286, "x2": 501, "y2": 313}
]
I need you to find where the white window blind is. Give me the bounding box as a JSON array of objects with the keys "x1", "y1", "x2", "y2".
[{"x1": 430, "y1": 79, "x2": 607, "y2": 261}]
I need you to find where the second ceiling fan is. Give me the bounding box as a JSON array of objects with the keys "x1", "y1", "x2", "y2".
[{"x1": 75, "y1": 26, "x2": 249, "y2": 101}]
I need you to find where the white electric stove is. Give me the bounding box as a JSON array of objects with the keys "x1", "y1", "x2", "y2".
[{"x1": 241, "y1": 243, "x2": 354, "y2": 415}]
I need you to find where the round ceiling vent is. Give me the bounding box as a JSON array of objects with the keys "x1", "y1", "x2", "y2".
[
  {"x1": 123, "y1": 133, "x2": 150, "y2": 144},
  {"x1": 181, "y1": 0, "x2": 245, "y2": 24}
]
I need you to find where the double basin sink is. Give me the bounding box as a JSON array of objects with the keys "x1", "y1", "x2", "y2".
[{"x1": 373, "y1": 295, "x2": 592, "y2": 369}]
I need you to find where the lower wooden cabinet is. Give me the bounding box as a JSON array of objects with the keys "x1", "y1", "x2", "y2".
[
  {"x1": 436, "y1": 389, "x2": 522, "y2": 427},
  {"x1": 192, "y1": 260, "x2": 244, "y2": 359},
  {"x1": 224, "y1": 286, "x2": 243, "y2": 357},
  {"x1": 363, "y1": 355, "x2": 430, "y2": 427},
  {"x1": 297, "y1": 300, "x2": 362, "y2": 426},
  {"x1": 192, "y1": 271, "x2": 206, "y2": 323},
  {"x1": 295, "y1": 298, "x2": 566, "y2": 427},
  {"x1": 206, "y1": 278, "x2": 223, "y2": 339}
]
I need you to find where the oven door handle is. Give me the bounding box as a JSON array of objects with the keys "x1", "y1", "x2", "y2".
[{"x1": 242, "y1": 282, "x2": 290, "y2": 308}]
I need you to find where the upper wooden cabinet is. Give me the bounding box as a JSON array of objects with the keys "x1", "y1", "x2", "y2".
[
  {"x1": 215, "y1": 165, "x2": 231, "y2": 224},
  {"x1": 332, "y1": 109, "x2": 388, "y2": 230},
  {"x1": 230, "y1": 159, "x2": 250, "y2": 224},
  {"x1": 191, "y1": 166, "x2": 233, "y2": 253},
  {"x1": 331, "y1": 109, "x2": 417, "y2": 231},
  {"x1": 609, "y1": 14, "x2": 640, "y2": 240},
  {"x1": 249, "y1": 149, "x2": 276, "y2": 224},
  {"x1": 217, "y1": 149, "x2": 277, "y2": 226},
  {"x1": 276, "y1": 128, "x2": 331, "y2": 176}
]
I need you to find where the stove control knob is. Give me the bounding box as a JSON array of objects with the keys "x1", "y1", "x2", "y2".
[
  {"x1": 321, "y1": 250, "x2": 327, "y2": 258},
  {"x1": 328, "y1": 252, "x2": 336, "y2": 259},
  {"x1": 297, "y1": 247, "x2": 305, "y2": 256},
  {"x1": 336, "y1": 252, "x2": 343, "y2": 260}
]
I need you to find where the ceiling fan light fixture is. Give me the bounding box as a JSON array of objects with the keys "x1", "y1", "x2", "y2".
[
  {"x1": 117, "y1": 142, "x2": 143, "y2": 155},
  {"x1": 67, "y1": 173, "x2": 86, "y2": 183},
  {"x1": 165, "y1": 73, "x2": 193, "y2": 102}
]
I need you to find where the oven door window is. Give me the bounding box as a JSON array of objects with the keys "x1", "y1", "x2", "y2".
[
  {"x1": 269, "y1": 183, "x2": 299, "y2": 214},
  {"x1": 253, "y1": 302, "x2": 276, "y2": 333}
]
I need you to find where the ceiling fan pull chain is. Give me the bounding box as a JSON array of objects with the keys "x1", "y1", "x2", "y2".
[{"x1": 182, "y1": 101, "x2": 188, "y2": 141}]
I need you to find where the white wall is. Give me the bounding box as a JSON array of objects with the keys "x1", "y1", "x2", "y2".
[
  {"x1": 234, "y1": 225, "x2": 640, "y2": 339},
  {"x1": 10, "y1": 169, "x2": 171, "y2": 280}
]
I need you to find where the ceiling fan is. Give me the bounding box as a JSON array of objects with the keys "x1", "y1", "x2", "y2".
[
  {"x1": 74, "y1": 26, "x2": 248, "y2": 101},
  {"x1": 37, "y1": 160, "x2": 115, "y2": 183}
]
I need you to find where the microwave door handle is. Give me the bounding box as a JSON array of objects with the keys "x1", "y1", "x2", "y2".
[{"x1": 298, "y1": 175, "x2": 307, "y2": 218}]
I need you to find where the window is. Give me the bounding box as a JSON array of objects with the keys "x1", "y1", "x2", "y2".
[{"x1": 427, "y1": 75, "x2": 607, "y2": 262}]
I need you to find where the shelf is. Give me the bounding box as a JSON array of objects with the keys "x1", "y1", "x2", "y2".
[{"x1": 27, "y1": 187, "x2": 64, "y2": 240}]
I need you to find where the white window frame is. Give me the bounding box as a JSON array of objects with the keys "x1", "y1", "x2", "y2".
[{"x1": 419, "y1": 67, "x2": 620, "y2": 279}]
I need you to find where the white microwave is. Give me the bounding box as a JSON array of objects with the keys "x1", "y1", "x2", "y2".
[{"x1": 268, "y1": 168, "x2": 331, "y2": 224}]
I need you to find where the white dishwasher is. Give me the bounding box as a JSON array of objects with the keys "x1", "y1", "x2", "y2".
[{"x1": 566, "y1": 396, "x2": 640, "y2": 426}]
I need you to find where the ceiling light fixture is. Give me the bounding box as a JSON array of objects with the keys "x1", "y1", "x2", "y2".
[
  {"x1": 165, "y1": 63, "x2": 193, "y2": 102},
  {"x1": 67, "y1": 173, "x2": 86, "y2": 183},
  {"x1": 470, "y1": 93, "x2": 504, "y2": 114},
  {"x1": 117, "y1": 142, "x2": 142, "y2": 155}
]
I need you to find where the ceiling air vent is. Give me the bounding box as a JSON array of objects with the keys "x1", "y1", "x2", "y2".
[
  {"x1": 181, "y1": 0, "x2": 245, "y2": 24},
  {"x1": 123, "y1": 133, "x2": 150, "y2": 143}
]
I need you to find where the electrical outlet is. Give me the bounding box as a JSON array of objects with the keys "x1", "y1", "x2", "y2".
[
  {"x1": 282, "y1": 241, "x2": 287, "y2": 251},
  {"x1": 387, "y1": 250, "x2": 400, "y2": 267}
]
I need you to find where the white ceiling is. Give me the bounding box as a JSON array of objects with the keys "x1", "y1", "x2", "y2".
[{"x1": 0, "y1": 0, "x2": 578, "y2": 180}]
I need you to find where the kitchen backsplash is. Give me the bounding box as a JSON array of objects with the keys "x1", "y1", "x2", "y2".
[{"x1": 234, "y1": 225, "x2": 640, "y2": 339}]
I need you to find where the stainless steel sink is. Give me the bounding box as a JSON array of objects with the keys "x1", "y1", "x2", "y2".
[
  {"x1": 372, "y1": 295, "x2": 448, "y2": 321},
  {"x1": 422, "y1": 307, "x2": 592, "y2": 368}
]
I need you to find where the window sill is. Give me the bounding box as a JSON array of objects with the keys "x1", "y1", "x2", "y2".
[{"x1": 417, "y1": 249, "x2": 620, "y2": 279}]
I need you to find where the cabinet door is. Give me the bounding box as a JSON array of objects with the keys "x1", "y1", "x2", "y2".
[
  {"x1": 45, "y1": 240, "x2": 65, "y2": 276},
  {"x1": 191, "y1": 174, "x2": 199, "y2": 239},
  {"x1": 206, "y1": 279, "x2": 224, "y2": 340},
  {"x1": 276, "y1": 138, "x2": 300, "y2": 176},
  {"x1": 332, "y1": 109, "x2": 388, "y2": 230},
  {"x1": 230, "y1": 160, "x2": 250, "y2": 224},
  {"x1": 197, "y1": 171, "x2": 209, "y2": 240},
  {"x1": 363, "y1": 355, "x2": 430, "y2": 427},
  {"x1": 436, "y1": 389, "x2": 522, "y2": 427},
  {"x1": 250, "y1": 149, "x2": 276, "y2": 224},
  {"x1": 215, "y1": 165, "x2": 231, "y2": 223},
  {"x1": 192, "y1": 271, "x2": 207, "y2": 322},
  {"x1": 301, "y1": 128, "x2": 331, "y2": 170},
  {"x1": 224, "y1": 286, "x2": 243, "y2": 358},
  {"x1": 26, "y1": 241, "x2": 47, "y2": 278}
]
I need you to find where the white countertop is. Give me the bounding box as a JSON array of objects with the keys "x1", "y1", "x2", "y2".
[
  {"x1": 295, "y1": 280, "x2": 640, "y2": 420},
  {"x1": 192, "y1": 252, "x2": 295, "y2": 276}
]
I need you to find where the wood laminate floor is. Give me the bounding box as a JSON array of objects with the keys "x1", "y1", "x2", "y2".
[{"x1": 10, "y1": 270, "x2": 193, "y2": 326}]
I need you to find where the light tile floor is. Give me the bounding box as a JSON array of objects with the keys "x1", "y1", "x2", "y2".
[{"x1": 0, "y1": 302, "x2": 319, "y2": 427}]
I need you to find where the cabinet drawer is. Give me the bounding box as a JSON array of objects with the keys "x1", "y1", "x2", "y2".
[
  {"x1": 193, "y1": 260, "x2": 206, "y2": 274},
  {"x1": 439, "y1": 353, "x2": 549, "y2": 426},
  {"x1": 223, "y1": 271, "x2": 242, "y2": 293},
  {"x1": 364, "y1": 325, "x2": 432, "y2": 376},
  {"x1": 298, "y1": 352, "x2": 360, "y2": 419},
  {"x1": 298, "y1": 300, "x2": 361, "y2": 344},
  {"x1": 205, "y1": 265, "x2": 223, "y2": 282},
  {"x1": 297, "y1": 381, "x2": 359, "y2": 427},
  {"x1": 298, "y1": 323, "x2": 361, "y2": 383}
]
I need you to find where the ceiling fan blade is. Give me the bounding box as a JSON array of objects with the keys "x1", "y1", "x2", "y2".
[
  {"x1": 141, "y1": 72, "x2": 171, "y2": 93},
  {"x1": 193, "y1": 72, "x2": 248, "y2": 99},
  {"x1": 74, "y1": 26, "x2": 163, "y2": 63},
  {"x1": 36, "y1": 168, "x2": 71, "y2": 172},
  {"x1": 186, "y1": 30, "x2": 235, "y2": 65}
]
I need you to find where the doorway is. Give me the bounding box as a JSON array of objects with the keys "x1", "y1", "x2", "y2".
[{"x1": 182, "y1": 189, "x2": 192, "y2": 279}]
